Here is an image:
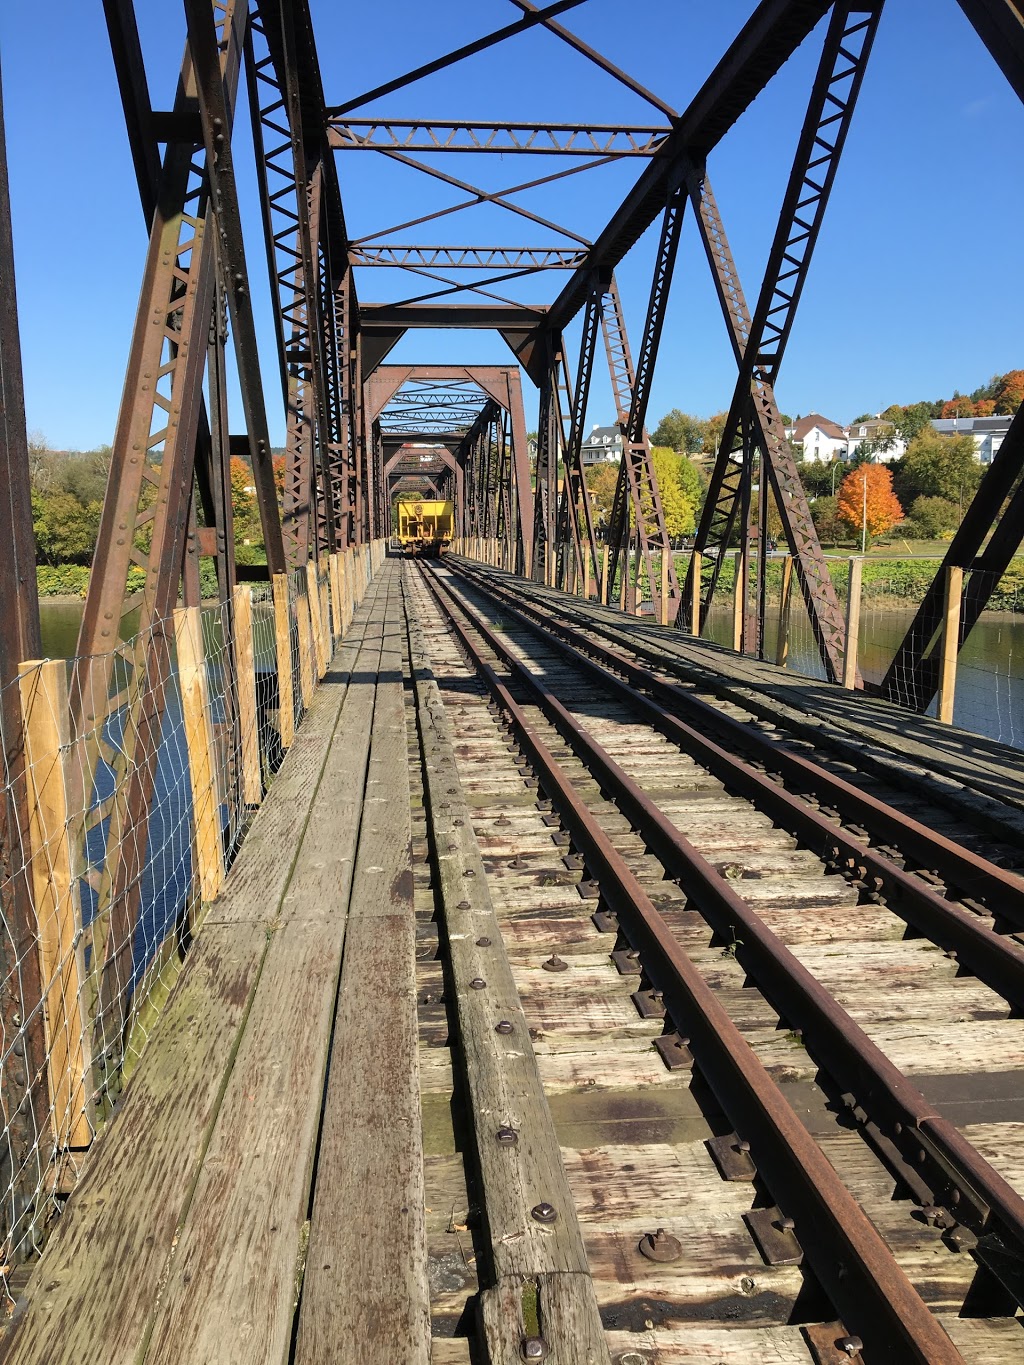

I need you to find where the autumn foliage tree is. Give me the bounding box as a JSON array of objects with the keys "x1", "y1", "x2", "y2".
[{"x1": 836, "y1": 464, "x2": 903, "y2": 548}]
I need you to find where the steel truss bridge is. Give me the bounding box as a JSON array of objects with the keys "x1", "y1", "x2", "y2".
[{"x1": 0, "y1": 3, "x2": 1022, "y2": 1356}]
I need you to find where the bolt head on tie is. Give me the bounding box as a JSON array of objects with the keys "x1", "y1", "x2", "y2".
[
  {"x1": 531, "y1": 1202, "x2": 557, "y2": 1224},
  {"x1": 495, "y1": 1019, "x2": 514, "y2": 1035},
  {"x1": 469, "y1": 977, "x2": 487, "y2": 991},
  {"x1": 838, "y1": 1337, "x2": 863, "y2": 1357},
  {"x1": 457, "y1": 900, "x2": 471, "y2": 910},
  {"x1": 521, "y1": 1339, "x2": 549, "y2": 1361},
  {"x1": 542, "y1": 955, "x2": 568, "y2": 972},
  {"x1": 496, "y1": 1126, "x2": 518, "y2": 1146},
  {"x1": 476, "y1": 937, "x2": 492, "y2": 947},
  {"x1": 638, "y1": 1227, "x2": 682, "y2": 1263}
]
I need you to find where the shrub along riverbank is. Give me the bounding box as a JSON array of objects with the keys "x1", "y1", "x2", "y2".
[{"x1": 670, "y1": 554, "x2": 1024, "y2": 611}]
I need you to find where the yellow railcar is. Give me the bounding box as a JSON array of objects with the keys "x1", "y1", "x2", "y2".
[{"x1": 394, "y1": 497, "x2": 454, "y2": 557}]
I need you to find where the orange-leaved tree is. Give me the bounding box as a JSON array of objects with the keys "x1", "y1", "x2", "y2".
[{"x1": 836, "y1": 463, "x2": 903, "y2": 548}]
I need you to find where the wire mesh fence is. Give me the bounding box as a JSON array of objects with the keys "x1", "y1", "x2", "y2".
[{"x1": 0, "y1": 542, "x2": 382, "y2": 1293}]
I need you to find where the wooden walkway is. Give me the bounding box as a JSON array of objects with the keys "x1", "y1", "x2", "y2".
[{"x1": 4, "y1": 560, "x2": 430, "y2": 1365}]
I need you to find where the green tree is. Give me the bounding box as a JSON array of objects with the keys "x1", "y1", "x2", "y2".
[
  {"x1": 809, "y1": 495, "x2": 842, "y2": 545},
  {"x1": 895, "y1": 430, "x2": 980, "y2": 509},
  {"x1": 652, "y1": 409, "x2": 704, "y2": 455},
  {"x1": 32, "y1": 490, "x2": 103, "y2": 565},
  {"x1": 651, "y1": 446, "x2": 697, "y2": 538},
  {"x1": 903, "y1": 495, "x2": 960, "y2": 540}
]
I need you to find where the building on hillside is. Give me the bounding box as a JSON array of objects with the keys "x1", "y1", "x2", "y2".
[
  {"x1": 930, "y1": 415, "x2": 1011, "y2": 465},
  {"x1": 784, "y1": 414, "x2": 848, "y2": 463},
  {"x1": 845, "y1": 417, "x2": 907, "y2": 463},
  {"x1": 581, "y1": 423, "x2": 623, "y2": 466}
]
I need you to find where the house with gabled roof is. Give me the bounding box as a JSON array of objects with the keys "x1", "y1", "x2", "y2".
[{"x1": 785, "y1": 414, "x2": 848, "y2": 464}]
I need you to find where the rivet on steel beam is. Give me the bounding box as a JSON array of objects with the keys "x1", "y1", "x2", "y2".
[
  {"x1": 470, "y1": 978, "x2": 487, "y2": 990},
  {"x1": 531, "y1": 1202, "x2": 557, "y2": 1224},
  {"x1": 638, "y1": 1227, "x2": 682, "y2": 1263},
  {"x1": 495, "y1": 1020, "x2": 514, "y2": 1035},
  {"x1": 542, "y1": 955, "x2": 568, "y2": 972},
  {"x1": 496, "y1": 1126, "x2": 518, "y2": 1146}
]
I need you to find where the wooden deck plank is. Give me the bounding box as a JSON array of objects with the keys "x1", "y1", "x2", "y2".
[
  {"x1": 295, "y1": 566, "x2": 430, "y2": 1364},
  {"x1": 2, "y1": 923, "x2": 266, "y2": 1365}
]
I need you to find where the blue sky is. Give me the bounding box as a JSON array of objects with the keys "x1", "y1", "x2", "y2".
[{"x1": 1, "y1": 0, "x2": 1021, "y2": 451}]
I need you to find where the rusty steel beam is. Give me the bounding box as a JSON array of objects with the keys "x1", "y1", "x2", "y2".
[
  {"x1": 350, "y1": 245, "x2": 588, "y2": 270},
  {"x1": 329, "y1": 120, "x2": 670, "y2": 154},
  {"x1": 361, "y1": 304, "x2": 547, "y2": 330}
]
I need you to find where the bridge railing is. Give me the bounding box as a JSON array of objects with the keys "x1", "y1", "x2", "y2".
[{"x1": 0, "y1": 540, "x2": 385, "y2": 1287}]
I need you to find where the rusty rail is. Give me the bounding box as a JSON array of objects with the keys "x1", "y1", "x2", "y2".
[
  {"x1": 418, "y1": 562, "x2": 968, "y2": 1363},
  {"x1": 425, "y1": 560, "x2": 1024, "y2": 1324}
]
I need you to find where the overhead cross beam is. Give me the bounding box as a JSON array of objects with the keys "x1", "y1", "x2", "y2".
[{"x1": 329, "y1": 120, "x2": 670, "y2": 155}]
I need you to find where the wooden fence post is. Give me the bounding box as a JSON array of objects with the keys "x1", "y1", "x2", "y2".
[
  {"x1": 319, "y1": 555, "x2": 330, "y2": 657},
  {"x1": 775, "y1": 554, "x2": 793, "y2": 666},
  {"x1": 306, "y1": 560, "x2": 327, "y2": 679},
  {"x1": 174, "y1": 607, "x2": 225, "y2": 911},
  {"x1": 937, "y1": 564, "x2": 964, "y2": 724},
  {"x1": 18, "y1": 660, "x2": 92, "y2": 1150},
  {"x1": 329, "y1": 552, "x2": 342, "y2": 643},
  {"x1": 295, "y1": 587, "x2": 315, "y2": 710},
  {"x1": 732, "y1": 550, "x2": 744, "y2": 652},
  {"x1": 232, "y1": 585, "x2": 262, "y2": 805},
  {"x1": 273, "y1": 573, "x2": 295, "y2": 750},
  {"x1": 842, "y1": 557, "x2": 863, "y2": 690},
  {"x1": 689, "y1": 550, "x2": 702, "y2": 635}
]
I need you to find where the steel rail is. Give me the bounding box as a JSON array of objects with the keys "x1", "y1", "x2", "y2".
[
  {"x1": 431, "y1": 562, "x2": 1024, "y2": 1285},
  {"x1": 416, "y1": 563, "x2": 963, "y2": 1364},
  {"x1": 458, "y1": 561, "x2": 1024, "y2": 930}
]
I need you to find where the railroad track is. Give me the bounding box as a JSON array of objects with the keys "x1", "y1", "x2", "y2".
[{"x1": 403, "y1": 556, "x2": 1024, "y2": 1364}]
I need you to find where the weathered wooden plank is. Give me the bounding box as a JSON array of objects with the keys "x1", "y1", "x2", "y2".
[
  {"x1": 174, "y1": 605, "x2": 224, "y2": 906},
  {"x1": 144, "y1": 583, "x2": 398, "y2": 1363},
  {"x1": 295, "y1": 564, "x2": 429, "y2": 1364},
  {"x1": 232, "y1": 584, "x2": 262, "y2": 806},
  {"x1": 18, "y1": 659, "x2": 91, "y2": 1149},
  {"x1": 2, "y1": 923, "x2": 267, "y2": 1365},
  {"x1": 273, "y1": 572, "x2": 295, "y2": 749}
]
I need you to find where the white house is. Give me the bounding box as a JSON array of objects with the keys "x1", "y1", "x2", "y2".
[
  {"x1": 785, "y1": 414, "x2": 848, "y2": 463},
  {"x1": 844, "y1": 417, "x2": 907, "y2": 463},
  {"x1": 930, "y1": 415, "x2": 1011, "y2": 465},
  {"x1": 581, "y1": 423, "x2": 623, "y2": 466}
]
